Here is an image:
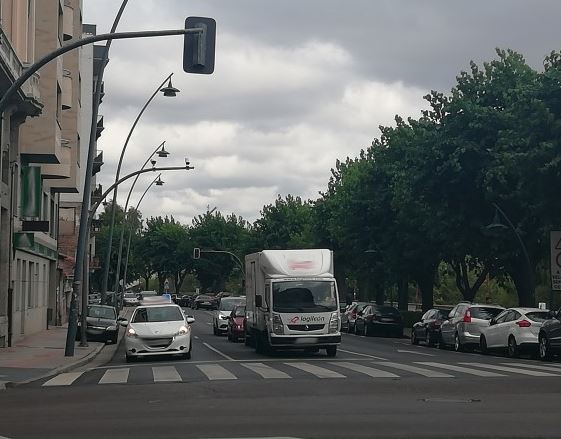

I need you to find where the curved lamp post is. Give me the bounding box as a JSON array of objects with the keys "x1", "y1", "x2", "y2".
[
  {"x1": 100, "y1": 73, "x2": 180, "y2": 303},
  {"x1": 484, "y1": 202, "x2": 534, "y2": 302},
  {"x1": 120, "y1": 173, "x2": 167, "y2": 296},
  {"x1": 112, "y1": 141, "x2": 170, "y2": 300}
]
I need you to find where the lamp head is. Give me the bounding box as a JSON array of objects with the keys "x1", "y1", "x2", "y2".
[{"x1": 160, "y1": 78, "x2": 180, "y2": 97}]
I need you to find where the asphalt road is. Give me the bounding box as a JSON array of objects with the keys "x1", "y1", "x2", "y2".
[{"x1": 2, "y1": 307, "x2": 561, "y2": 439}]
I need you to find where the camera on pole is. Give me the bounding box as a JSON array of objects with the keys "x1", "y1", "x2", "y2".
[{"x1": 183, "y1": 17, "x2": 216, "y2": 74}]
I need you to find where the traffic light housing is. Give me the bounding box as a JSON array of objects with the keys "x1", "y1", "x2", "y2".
[{"x1": 183, "y1": 17, "x2": 216, "y2": 74}]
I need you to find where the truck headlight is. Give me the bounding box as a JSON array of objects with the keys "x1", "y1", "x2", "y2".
[
  {"x1": 329, "y1": 311, "x2": 340, "y2": 333},
  {"x1": 272, "y1": 313, "x2": 284, "y2": 335}
]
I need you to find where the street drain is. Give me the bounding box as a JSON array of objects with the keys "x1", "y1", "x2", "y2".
[{"x1": 421, "y1": 398, "x2": 481, "y2": 403}]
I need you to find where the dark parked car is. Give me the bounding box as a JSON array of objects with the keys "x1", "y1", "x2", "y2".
[
  {"x1": 227, "y1": 305, "x2": 246, "y2": 342},
  {"x1": 538, "y1": 308, "x2": 561, "y2": 361},
  {"x1": 77, "y1": 304, "x2": 122, "y2": 344},
  {"x1": 340, "y1": 303, "x2": 349, "y2": 332},
  {"x1": 354, "y1": 304, "x2": 403, "y2": 337},
  {"x1": 178, "y1": 295, "x2": 193, "y2": 307},
  {"x1": 345, "y1": 302, "x2": 368, "y2": 333},
  {"x1": 194, "y1": 294, "x2": 217, "y2": 310},
  {"x1": 411, "y1": 308, "x2": 450, "y2": 346}
]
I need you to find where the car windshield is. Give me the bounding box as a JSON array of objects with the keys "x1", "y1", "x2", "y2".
[
  {"x1": 272, "y1": 281, "x2": 337, "y2": 312},
  {"x1": 233, "y1": 307, "x2": 246, "y2": 317},
  {"x1": 470, "y1": 307, "x2": 503, "y2": 320},
  {"x1": 525, "y1": 311, "x2": 551, "y2": 322},
  {"x1": 87, "y1": 306, "x2": 116, "y2": 320},
  {"x1": 219, "y1": 299, "x2": 245, "y2": 311},
  {"x1": 132, "y1": 306, "x2": 184, "y2": 323}
]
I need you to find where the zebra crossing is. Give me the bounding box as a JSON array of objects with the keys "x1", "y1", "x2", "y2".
[{"x1": 38, "y1": 359, "x2": 561, "y2": 387}]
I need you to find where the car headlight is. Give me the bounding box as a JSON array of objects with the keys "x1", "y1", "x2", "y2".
[
  {"x1": 329, "y1": 311, "x2": 340, "y2": 333},
  {"x1": 177, "y1": 325, "x2": 189, "y2": 335},
  {"x1": 272, "y1": 313, "x2": 284, "y2": 335},
  {"x1": 107, "y1": 325, "x2": 117, "y2": 331},
  {"x1": 126, "y1": 327, "x2": 137, "y2": 337},
  {"x1": 219, "y1": 314, "x2": 228, "y2": 320}
]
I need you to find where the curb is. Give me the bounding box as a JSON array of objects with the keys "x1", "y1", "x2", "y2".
[{"x1": 3, "y1": 342, "x2": 106, "y2": 389}]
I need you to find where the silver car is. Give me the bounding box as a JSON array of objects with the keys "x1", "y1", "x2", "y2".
[
  {"x1": 121, "y1": 304, "x2": 195, "y2": 362},
  {"x1": 480, "y1": 307, "x2": 550, "y2": 357},
  {"x1": 440, "y1": 302, "x2": 504, "y2": 351},
  {"x1": 213, "y1": 297, "x2": 245, "y2": 335}
]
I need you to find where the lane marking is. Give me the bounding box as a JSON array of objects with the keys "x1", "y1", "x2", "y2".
[
  {"x1": 197, "y1": 364, "x2": 237, "y2": 380},
  {"x1": 99, "y1": 368, "x2": 130, "y2": 384},
  {"x1": 416, "y1": 362, "x2": 505, "y2": 377},
  {"x1": 500, "y1": 362, "x2": 561, "y2": 373},
  {"x1": 376, "y1": 362, "x2": 453, "y2": 378},
  {"x1": 459, "y1": 362, "x2": 561, "y2": 377},
  {"x1": 152, "y1": 366, "x2": 182, "y2": 382},
  {"x1": 43, "y1": 372, "x2": 84, "y2": 386},
  {"x1": 286, "y1": 362, "x2": 346, "y2": 378},
  {"x1": 242, "y1": 362, "x2": 291, "y2": 379},
  {"x1": 202, "y1": 342, "x2": 236, "y2": 361},
  {"x1": 194, "y1": 336, "x2": 199, "y2": 339},
  {"x1": 338, "y1": 349, "x2": 388, "y2": 360},
  {"x1": 333, "y1": 362, "x2": 398, "y2": 378},
  {"x1": 397, "y1": 349, "x2": 435, "y2": 357}
]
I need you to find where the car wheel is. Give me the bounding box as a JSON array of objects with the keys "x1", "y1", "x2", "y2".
[
  {"x1": 454, "y1": 333, "x2": 463, "y2": 352},
  {"x1": 438, "y1": 333, "x2": 447, "y2": 350},
  {"x1": 411, "y1": 330, "x2": 419, "y2": 345},
  {"x1": 507, "y1": 336, "x2": 519, "y2": 358},
  {"x1": 425, "y1": 330, "x2": 434, "y2": 347},
  {"x1": 354, "y1": 322, "x2": 360, "y2": 335},
  {"x1": 326, "y1": 346, "x2": 337, "y2": 357},
  {"x1": 480, "y1": 335, "x2": 488, "y2": 355},
  {"x1": 539, "y1": 334, "x2": 552, "y2": 361}
]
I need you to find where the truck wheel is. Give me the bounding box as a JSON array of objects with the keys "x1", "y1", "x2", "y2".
[{"x1": 326, "y1": 346, "x2": 337, "y2": 357}]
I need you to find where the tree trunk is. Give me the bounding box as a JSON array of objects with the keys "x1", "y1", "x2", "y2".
[
  {"x1": 508, "y1": 257, "x2": 535, "y2": 307},
  {"x1": 416, "y1": 270, "x2": 435, "y2": 312},
  {"x1": 358, "y1": 275, "x2": 370, "y2": 301},
  {"x1": 157, "y1": 273, "x2": 166, "y2": 294},
  {"x1": 143, "y1": 276, "x2": 150, "y2": 289},
  {"x1": 335, "y1": 263, "x2": 348, "y2": 302},
  {"x1": 398, "y1": 278, "x2": 408, "y2": 311}
]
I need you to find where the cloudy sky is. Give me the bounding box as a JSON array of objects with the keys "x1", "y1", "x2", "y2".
[{"x1": 83, "y1": 0, "x2": 561, "y2": 224}]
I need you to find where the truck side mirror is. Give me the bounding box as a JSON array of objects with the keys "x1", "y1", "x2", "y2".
[{"x1": 255, "y1": 295, "x2": 263, "y2": 308}]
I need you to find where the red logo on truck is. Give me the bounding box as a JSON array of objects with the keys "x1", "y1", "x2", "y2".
[
  {"x1": 289, "y1": 316, "x2": 300, "y2": 324},
  {"x1": 288, "y1": 260, "x2": 314, "y2": 270}
]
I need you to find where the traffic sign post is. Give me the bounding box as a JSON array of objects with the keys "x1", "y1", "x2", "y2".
[{"x1": 550, "y1": 231, "x2": 561, "y2": 291}]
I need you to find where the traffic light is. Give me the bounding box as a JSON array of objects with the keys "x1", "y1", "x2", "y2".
[
  {"x1": 183, "y1": 17, "x2": 216, "y2": 74},
  {"x1": 193, "y1": 248, "x2": 201, "y2": 259}
]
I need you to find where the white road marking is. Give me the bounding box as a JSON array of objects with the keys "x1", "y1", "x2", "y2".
[
  {"x1": 242, "y1": 362, "x2": 291, "y2": 379},
  {"x1": 333, "y1": 362, "x2": 399, "y2": 378},
  {"x1": 338, "y1": 349, "x2": 388, "y2": 360},
  {"x1": 459, "y1": 362, "x2": 561, "y2": 377},
  {"x1": 397, "y1": 349, "x2": 435, "y2": 357},
  {"x1": 152, "y1": 366, "x2": 182, "y2": 382},
  {"x1": 202, "y1": 342, "x2": 235, "y2": 361},
  {"x1": 99, "y1": 368, "x2": 130, "y2": 384},
  {"x1": 197, "y1": 364, "x2": 237, "y2": 380},
  {"x1": 286, "y1": 362, "x2": 346, "y2": 378},
  {"x1": 376, "y1": 362, "x2": 453, "y2": 378},
  {"x1": 42, "y1": 372, "x2": 84, "y2": 386},
  {"x1": 500, "y1": 363, "x2": 561, "y2": 373},
  {"x1": 416, "y1": 362, "x2": 505, "y2": 377},
  {"x1": 194, "y1": 336, "x2": 199, "y2": 339}
]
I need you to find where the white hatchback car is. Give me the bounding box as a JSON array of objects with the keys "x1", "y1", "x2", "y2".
[
  {"x1": 121, "y1": 304, "x2": 195, "y2": 362},
  {"x1": 213, "y1": 297, "x2": 246, "y2": 335},
  {"x1": 480, "y1": 307, "x2": 550, "y2": 357}
]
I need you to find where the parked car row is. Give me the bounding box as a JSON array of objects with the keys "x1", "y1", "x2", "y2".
[
  {"x1": 342, "y1": 302, "x2": 404, "y2": 338},
  {"x1": 411, "y1": 301, "x2": 561, "y2": 361}
]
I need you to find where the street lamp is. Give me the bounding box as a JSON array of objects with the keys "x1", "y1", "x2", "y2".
[
  {"x1": 100, "y1": 73, "x2": 179, "y2": 303},
  {"x1": 484, "y1": 202, "x2": 534, "y2": 303},
  {"x1": 111, "y1": 141, "x2": 171, "y2": 301},
  {"x1": 121, "y1": 174, "x2": 165, "y2": 295}
]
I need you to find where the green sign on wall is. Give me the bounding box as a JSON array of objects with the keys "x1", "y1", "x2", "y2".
[{"x1": 21, "y1": 165, "x2": 41, "y2": 218}]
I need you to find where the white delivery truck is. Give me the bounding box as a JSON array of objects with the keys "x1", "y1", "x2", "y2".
[{"x1": 245, "y1": 249, "x2": 341, "y2": 357}]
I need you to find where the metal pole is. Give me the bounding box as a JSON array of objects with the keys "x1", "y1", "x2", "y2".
[
  {"x1": 111, "y1": 142, "x2": 167, "y2": 298},
  {"x1": 66, "y1": 0, "x2": 129, "y2": 356},
  {"x1": 493, "y1": 202, "x2": 535, "y2": 298},
  {"x1": 121, "y1": 174, "x2": 162, "y2": 292},
  {"x1": 101, "y1": 75, "x2": 173, "y2": 302},
  {"x1": 79, "y1": 233, "x2": 89, "y2": 346}
]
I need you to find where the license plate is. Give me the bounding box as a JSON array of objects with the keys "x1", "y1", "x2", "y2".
[
  {"x1": 203, "y1": 302, "x2": 210, "y2": 305},
  {"x1": 381, "y1": 318, "x2": 395, "y2": 322},
  {"x1": 294, "y1": 337, "x2": 319, "y2": 345}
]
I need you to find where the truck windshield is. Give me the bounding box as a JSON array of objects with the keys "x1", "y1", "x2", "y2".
[{"x1": 272, "y1": 281, "x2": 337, "y2": 313}]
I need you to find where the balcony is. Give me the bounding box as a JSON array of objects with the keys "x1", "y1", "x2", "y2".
[
  {"x1": 96, "y1": 115, "x2": 104, "y2": 139},
  {"x1": 93, "y1": 150, "x2": 103, "y2": 176},
  {"x1": 63, "y1": 4, "x2": 74, "y2": 41},
  {"x1": 91, "y1": 184, "x2": 103, "y2": 205}
]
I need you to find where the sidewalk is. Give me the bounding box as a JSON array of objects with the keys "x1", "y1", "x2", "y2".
[{"x1": 0, "y1": 307, "x2": 133, "y2": 388}]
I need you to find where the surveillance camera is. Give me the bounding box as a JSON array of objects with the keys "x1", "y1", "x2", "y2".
[
  {"x1": 185, "y1": 157, "x2": 190, "y2": 166},
  {"x1": 150, "y1": 159, "x2": 157, "y2": 166}
]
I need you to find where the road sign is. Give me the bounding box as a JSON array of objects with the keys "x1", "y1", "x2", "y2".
[{"x1": 550, "y1": 231, "x2": 561, "y2": 291}]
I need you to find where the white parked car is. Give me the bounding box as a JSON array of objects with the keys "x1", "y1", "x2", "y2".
[
  {"x1": 213, "y1": 296, "x2": 245, "y2": 335},
  {"x1": 480, "y1": 307, "x2": 550, "y2": 357},
  {"x1": 121, "y1": 303, "x2": 195, "y2": 363},
  {"x1": 123, "y1": 292, "x2": 139, "y2": 307}
]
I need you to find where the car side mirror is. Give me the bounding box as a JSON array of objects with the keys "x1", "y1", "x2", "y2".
[
  {"x1": 117, "y1": 316, "x2": 126, "y2": 321},
  {"x1": 186, "y1": 317, "x2": 195, "y2": 324},
  {"x1": 119, "y1": 320, "x2": 128, "y2": 327},
  {"x1": 448, "y1": 312, "x2": 454, "y2": 319},
  {"x1": 489, "y1": 318, "x2": 496, "y2": 326},
  {"x1": 255, "y1": 295, "x2": 263, "y2": 308}
]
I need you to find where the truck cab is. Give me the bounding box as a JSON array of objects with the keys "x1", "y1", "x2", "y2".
[{"x1": 245, "y1": 249, "x2": 341, "y2": 357}]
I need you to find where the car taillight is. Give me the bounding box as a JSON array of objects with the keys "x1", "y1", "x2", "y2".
[
  {"x1": 516, "y1": 319, "x2": 531, "y2": 328},
  {"x1": 463, "y1": 309, "x2": 471, "y2": 323}
]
